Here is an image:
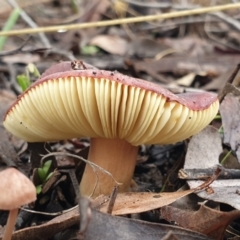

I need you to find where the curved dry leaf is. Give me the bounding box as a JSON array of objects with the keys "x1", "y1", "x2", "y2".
[
  {"x1": 161, "y1": 204, "x2": 240, "y2": 240},
  {"x1": 99, "y1": 190, "x2": 194, "y2": 215},
  {"x1": 184, "y1": 126, "x2": 240, "y2": 210},
  {"x1": 90, "y1": 35, "x2": 128, "y2": 55},
  {"x1": 82, "y1": 208, "x2": 211, "y2": 240}
]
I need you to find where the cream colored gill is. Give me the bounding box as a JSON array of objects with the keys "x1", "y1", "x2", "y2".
[
  {"x1": 20, "y1": 89, "x2": 52, "y2": 133},
  {"x1": 63, "y1": 77, "x2": 85, "y2": 133},
  {"x1": 173, "y1": 109, "x2": 198, "y2": 143},
  {"x1": 136, "y1": 101, "x2": 176, "y2": 145},
  {"x1": 57, "y1": 78, "x2": 81, "y2": 133},
  {"x1": 13, "y1": 87, "x2": 62, "y2": 139},
  {"x1": 49, "y1": 79, "x2": 76, "y2": 134},
  {"x1": 39, "y1": 80, "x2": 81, "y2": 139},
  {"x1": 104, "y1": 79, "x2": 112, "y2": 137},
  {"x1": 98, "y1": 78, "x2": 111, "y2": 137},
  {"x1": 131, "y1": 92, "x2": 161, "y2": 143},
  {"x1": 183, "y1": 109, "x2": 206, "y2": 138},
  {"x1": 129, "y1": 99, "x2": 175, "y2": 145},
  {"x1": 154, "y1": 105, "x2": 189, "y2": 144},
  {"x1": 45, "y1": 80, "x2": 75, "y2": 132},
  {"x1": 124, "y1": 88, "x2": 145, "y2": 139},
  {"x1": 41, "y1": 80, "x2": 65, "y2": 130},
  {"x1": 187, "y1": 110, "x2": 204, "y2": 136},
  {"x1": 69, "y1": 77, "x2": 95, "y2": 136},
  {"x1": 139, "y1": 95, "x2": 167, "y2": 143},
  {"x1": 164, "y1": 110, "x2": 204, "y2": 144},
  {"x1": 155, "y1": 103, "x2": 182, "y2": 138},
  {"x1": 39, "y1": 79, "x2": 90, "y2": 138},
  {"x1": 80, "y1": 77, "x2": 104, "y2": 137},
  {"x1": 127, "y1": 91, "x2": 152, "y2": 142},
  {"x1": 118, "y1": 84, "x2": 128, "y2": 138},
  {"x1": 3, "y1": 105, "x2": 43, "y2": 141},
  {"x1": 151, "y1": 104, "x2": 183, "y2": 143},
  {"x1": 110, "y1": 81, "x2": 118, "y2": 137},
  {"x1": 190, "y1": 101, "x2": 217, "y2": 136},
  {"x1": 163, "y1": 100, "x2": 218, "y2": 144},
  {"x1": 121, "y1": 86, "x2": 135, "y2": 138}
]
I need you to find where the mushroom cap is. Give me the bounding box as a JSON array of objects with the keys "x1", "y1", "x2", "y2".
[
  {"x1": 3, "y1": 61, "x2": 219, "y2": 146},
  {"x1": 0, "y1": 168, "x2": 36, "y2": 210}
]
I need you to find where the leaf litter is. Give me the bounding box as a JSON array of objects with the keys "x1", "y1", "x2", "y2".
[{"x1": 2, "y1": 1, "x2": 240, "y2": 239}]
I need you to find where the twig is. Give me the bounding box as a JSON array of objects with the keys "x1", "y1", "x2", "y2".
[
  {"x1": 120, "y1": 0, "x2": 199, "y2": 9},
  {"x1": 106, "y1": 186, "x2": 119, "y2": 214},
  {"x1": 20, "y1": 204, "x2": 78, "y2": 216},
  {"x1": 7, "y1": 0, "x2": 51, "y2": 48},
  {"x1": 194, "y1": 166, "x2": 222, "y2": 191},
  {"x1": 60, "y1": 169, "x2": 80, "y2": 200},
  {"x1": 1, "y1": 3, "x2": 240, "y2": 36},
  {"x1": 0, "y1": 36, "x2": 31, "y2": 56},
  {"x1": 41, "y1": 152, "x2": 121, "y2": 186},
  {"x1": 45, "y1": 48, "x2": 75, "y2": 61},
  {"x1": 179, "y1": 164, "x2": 240, "y2": 180},
  {"x1": 210, "y1": 11, "x2": 240, "y2": 31},
  {"x1": 218, "y1": 63, "x2": 240, "y2": 103},
  {"x1": 204, "y1": 13, "x2": 240, "y2": 52}
]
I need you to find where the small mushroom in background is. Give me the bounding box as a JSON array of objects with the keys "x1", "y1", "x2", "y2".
[
  {"x1": 0, "y1": 168, "x2": 36, "y2": 240},
  {"x1": 3, "y1": 61, "x2": 219, "y2": 198}
]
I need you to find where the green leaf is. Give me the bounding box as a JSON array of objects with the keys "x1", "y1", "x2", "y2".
[
  {"x1": 36, "y1": 185, "x2": 42, "y2": 194},
  {"x1": 81, "y1": 45, "x2": 99, "y2": 55},
  {"x1": 0, "y1": 8, "x2": 21, "y2": 51},
  {"x1": 17, "y1": 74, "x2": 31, "y2": 91},
  {"x1": 46, "y1": 172, "x2": 53, "y2": 181},
  {"x1": 42, "y1": 160, "x2": 52, "y2": 175},
  {"x1": 26, "y1": 63, "x2": 40, "y2": 77},
  {"x1": 37, "y1": 168, "x2": 46, "y2": 183}
]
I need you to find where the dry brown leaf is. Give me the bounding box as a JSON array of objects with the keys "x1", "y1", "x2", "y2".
[
  {"x1": 128, "y1": 38, "x2": 169, "y2": 58},
  {"x1": 161, "y1": 204, "x2": 240, "y2": 240},
  {"x1": 131, "y1": 55, "x2": 240, "y2": 79},
  {"x1": 175, "y1": 73, "x2": 196, "y2": 86},
  {"x1": 220, "y1": 94, "x2": 240, "y2": 161},
  {"x1": 99, "y1": 190, "x2": 194, "y2": 215},
  {"x1": 82, "y1": 208, "x2": 211, "y2": 240},
  {"x1": 203, "y1": 68, "x2": 240, "y2": 91},
  {"x1": 2, "y1": 54, "x2": 40, "y2": 64},
  {"x1": 163, "y1": 37, "x2": 214, "y2": 57},
  {"x1": 0, "y1": 90, "x2": 21, "y2": 168},
  {"x1": 90, "y1": 35, "x2": 128, "y2": 55},
  {"x1": 184, "y1": 126, "x2": 240, "y2": 210},
  {"x1": 7, "y1": 207, "x2": 79, "y2": 240}
]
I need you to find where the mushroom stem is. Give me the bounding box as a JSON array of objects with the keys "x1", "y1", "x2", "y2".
[
  {"x1": 3, "y1": 209, "x2": 18, "y2": 240},
  {"x1": 80, "y1": 138, "x2": 138, "y2": 198}
]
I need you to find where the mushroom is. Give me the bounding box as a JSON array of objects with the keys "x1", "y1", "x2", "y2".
[
  {"x1": 0, "y1": 168, "x2": 36, "y2": 240},
  {"x1": 3, "y1": 61, "x2": 219, "y2": 198}
]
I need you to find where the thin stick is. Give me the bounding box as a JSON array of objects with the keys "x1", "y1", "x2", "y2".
[
  {"x1": 7, "y1": 0, "x2": 51, "y2": 48},
  {"x1": 194, "y1": 166, "x2": 222, "y2": 191},
  {"x1": 0, "y1": 36, "x2": 31, "y2": 56},
  {"x1": 106, "y1": 186, "x2": 119, "y2": 214},
  {"x1": 41, "y1": 152, "x2": 121, "y2": 186},
  {"x1": 0, "y1": 3, "x2": 240, "y2": 36},
  {"x1": 218, "y1": 63, "x2": 240, "y2": 102}
]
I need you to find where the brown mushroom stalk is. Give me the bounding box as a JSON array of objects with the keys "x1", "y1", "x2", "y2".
[
  {"x1": 3, "y1": 209, "x2": 18, "y2": 240},
  {"x1": 3, "y1": 61, "x2": 220, "y2": 198},
  {"x1": 80, "y1": 138, "x2": 138, "y2": 196}
]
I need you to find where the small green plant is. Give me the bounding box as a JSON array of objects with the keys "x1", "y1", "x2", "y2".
[
  {"x1": 36, "y1": 160, "x2": 53, "y2": 194},
  {"x1": 0, "y1": 8, "x2": 20, "y2": 51},
  {"x1": 17, "y1": 63, "x2": 40, "y2": 91},
  {"x1": 17, "y1": 74, "x2": 30, "y2": 91},
  {"x1": 81, "y1": 45, "x2": 100, "y2": 55}
]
